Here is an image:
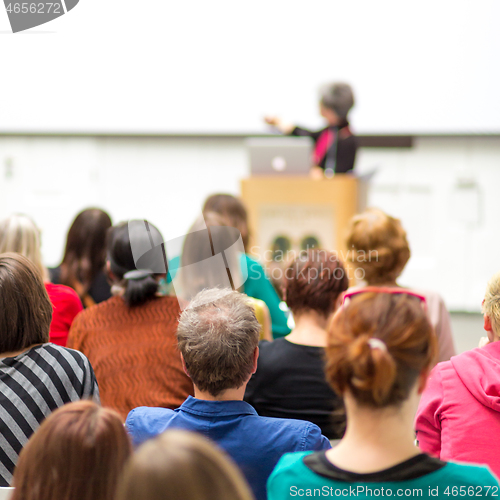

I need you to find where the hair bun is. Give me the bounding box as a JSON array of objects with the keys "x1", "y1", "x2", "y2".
[{"x1": 347, "y1": 335, "x2": 396, "y2": 406}]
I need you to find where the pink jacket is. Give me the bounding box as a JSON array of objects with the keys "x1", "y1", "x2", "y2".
[{"x1": 415, "y1": 342, "x2": 500, "y2": 478}]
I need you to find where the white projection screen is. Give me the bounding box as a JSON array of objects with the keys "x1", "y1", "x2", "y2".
[{"x1": 1, "y1": 0, "x2": 499, "y2": 135}]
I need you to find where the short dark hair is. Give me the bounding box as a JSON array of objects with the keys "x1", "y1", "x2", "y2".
[
  {"x1": 284, "y1": 250, "x2": 349, "y2": 317},
  {"x1": 0, "y1": 253, "x2": 52, "y2": 352},
  {"x1": 177, "y1": 289, "x2": 260, "y2": 397}
]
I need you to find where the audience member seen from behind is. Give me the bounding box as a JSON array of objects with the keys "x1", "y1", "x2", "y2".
[
  {"x1": 178, "y1": 211, "x2": 272, "y2": 341},
  {"x1": 116, "y1": 430, "x2": 254, "y2": 500},
  {"x1": 267, "y1": 292, "x2": 499, "y2": 500},
  {"x1": 203, "y1": 194, "x2": 290, "y2": 338},
  {"x1": 245, "y1": 250, "x2": 348, "y2": 439},
  {"x1": 11, "y1": 401, "x2": 131, "y2": 500},
  {"x1": 346, "y1": 207, "x2": 455, "y2": 362},
  {"x1": 67, "y1": 221, "x2": 193, "y2": 420},
  {"x1": 416, "y1": 271, "x2": 500, "y2": 477},
  {"x1": 0, "y1": 214, "x2": 82, "y2": 346},
  {"x1": 126, "y1": 288, "x2": 330, "y2": 500},
  {"x1": 50, "y1": 208, "x2": 112, "y2": 307},
  {"x1": 0, "y1": 253, "x2": 99, "y2": 487}
]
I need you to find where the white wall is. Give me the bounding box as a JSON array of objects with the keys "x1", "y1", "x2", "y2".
[
  {"x1": 1, "y1": 0, "x2": 500, "y2": 134},
  {"x1": 0, "y1": 134, "x2": 499, "y2": 311}
]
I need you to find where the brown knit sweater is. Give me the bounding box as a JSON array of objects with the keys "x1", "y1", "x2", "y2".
[{"x1": 67, "y1": 295, "x2": 193, "y2": 420}]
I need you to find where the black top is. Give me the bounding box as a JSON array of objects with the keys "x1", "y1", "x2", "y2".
[
  {"x1": 244, "y1": 338, "x2": 345, "y2": 439},
  {"x1": 49, "y1": 266, "x2": 112, "y2": 306},
  {"x1": 304, "y1": 451, "x2": 447, "y2": 482},
  {"x1": 291, "y1": 122, "x2": 358, "y2": 173}
]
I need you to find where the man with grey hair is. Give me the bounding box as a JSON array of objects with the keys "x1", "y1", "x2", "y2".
[
  {"x1": 265, "y1": 81, "x2": 357, "y2": 176},
  {"x1": 126, "y1": 288, "x2": 330, "y2": 500}
]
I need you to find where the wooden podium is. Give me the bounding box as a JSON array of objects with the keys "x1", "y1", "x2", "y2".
[{"x1": 240, "y1": 175, "x2": 359, "y2": 262}]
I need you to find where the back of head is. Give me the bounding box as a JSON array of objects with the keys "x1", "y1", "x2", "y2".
[
  {"x1": 482, "y1": 271, "x2": 500, "y2": 337},
  {"x1": 116, "y1": 430, "x2": 254, "y2": 500},
  {"x1": 326, "y1": 293, "x2": 437, "y2": 407},
  {"x1": 60, "y1": 208, "x2": 112, "y2": 293},
  {"x1": 284, "y1": 250, "x2": 349, "y2": 317},
  {"x1": 179, "y1": 212, "x2": 243, "y2": 299},
  {"x1": 177, "y1": 288, "x2": 260, "y2": 396},
  {"x1": 107, "y1": 220, "x2": 165, "y2": 307},
  {"x1": 0, "y1": 253, "x2": 52, "y2": 353},
  {"x1": 319, "y1": 82, "x2": 355, "y2": 120},
  {"x1": 203, "y1": 194, "x2": 249, "y2": 250},
  {"x1": 0, "y1": 214, "x2": 46, "y2": 279},
  {"x1": 346, "y1": 208, "x2": 410, "y2": 285},
  {"x1": 12, "y1": 400, "x2": 131, "y2": 500}
]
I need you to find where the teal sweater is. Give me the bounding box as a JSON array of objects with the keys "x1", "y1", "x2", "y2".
[
  {"x1": 241, "y1": 254, "x2": 290, "y2": 338},
  {"x1": 268, "y1": 451, "x2": 499, "y2": 500}
]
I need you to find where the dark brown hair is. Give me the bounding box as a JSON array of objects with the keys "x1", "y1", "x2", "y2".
[
  {"x1": 107, "y1": 221, "x2": 165, "y2": 307},
  {"x1": 326, "y1": 293, "x2": 437, "y2": 408},
  {"x1": 0, "y1": 253, "x2": 52, "y2": 353},
  {"x1": 346, "y1": 208, "x2": 410, "y2": 285},
  {"x1": 284, "y1": 250, "x2": 349, "y2": 317},
  {"x1": 12, "y1": 401, "x2": 131, "y2": 500},
  {"x1": 177, "y1": 288, "x2": 260, "y2": 397},
  {"x1": 203, "y1": 194, "x2": 250, "y2": 250},
  {"x1": 59, "y1": 208, "x2": 112, "y2": 296},
  {"x1": 116, "y1": 430, "x2": 254, "y2": 500}
]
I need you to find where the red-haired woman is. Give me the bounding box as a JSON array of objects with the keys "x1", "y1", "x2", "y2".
[
  {"x1": 11, "y1": 401, "x2": 131, "y2": 500},
  {"x1": 245, "y1": 250, "x2": 348, "y2": 439},
  {"x1": 267, "y1": 292, "x2": 498, "y2": 499}
]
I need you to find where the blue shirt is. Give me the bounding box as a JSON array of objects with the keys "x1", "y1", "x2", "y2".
[{"x1": 126, "y1": 396, "x2": 331, "y2": 500}]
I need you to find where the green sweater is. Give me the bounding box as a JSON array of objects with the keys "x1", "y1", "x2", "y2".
[
  {"x1": 268, "y1": 451, "x2": 499, "y2": 500},
  {"x1": 241, "y1": 254, "x2": 290, "y2": 338}
]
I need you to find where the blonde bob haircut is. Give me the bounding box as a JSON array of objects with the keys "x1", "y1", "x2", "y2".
[
  {"x1": 482, "y1": 271, "x2": 500, "y2": 337},
  {"x1": 346, "y1": 208, "x2": 410, "y2": 285},
  {"x1": 0, "y1": 214, "x2": 48, "y2": 281},
  {"x1": 116, "y1": 429, "x2": 254, "y2": 500}
]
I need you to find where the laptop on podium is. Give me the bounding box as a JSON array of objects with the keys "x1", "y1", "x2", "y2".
[{"x1": 246, "y1": 137, "x2": 313, "y2": 176}]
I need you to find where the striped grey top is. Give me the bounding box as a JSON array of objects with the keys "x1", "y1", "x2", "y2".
[{"x1": 0, "y1": 343, "x2": 100, "y2": 486}]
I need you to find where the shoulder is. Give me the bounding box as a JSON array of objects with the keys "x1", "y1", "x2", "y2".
[
  {"x1": 45, "y1": 283, "x2": 82, "y2": 306},
  {"x1": 267, "y1": 451, "x2": 316, "y2": 494},
  {"x1": 438, "y1": 462, "x2": 499, "y2": 486},
  {"x1": 256, "y1": 415, "x2": 330, "y2": 451},
  {"x1": 126, "y1": 406, "x2": 176, "y2": 446},
  {"x1": 244, "y1": 254, "x2": 265, "y2": 273},
  {"x1": 41, "y1": 343, "x2": 92, "y2": 367}
]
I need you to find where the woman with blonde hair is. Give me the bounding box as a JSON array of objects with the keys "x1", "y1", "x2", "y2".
[
  {"x1": 12, "y1": 401, "x2": 131, "y2": 500},
  {"x1": 346, "y1": 207, "x2": 455, "y2": 362},
  {"x1": 267, "y1": 292, "x2": 498, "y2": 499},
  {"x1": 116, "y1": 429, "x2": 254, "y2": 500},
  {"x1": 0, "y1": 214, "x2": 82, "y2": 346}
]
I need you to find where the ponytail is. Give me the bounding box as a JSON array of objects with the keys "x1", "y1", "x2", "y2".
[{"x1": 326, "y1": 293, "x2": 436, "y2": 408}]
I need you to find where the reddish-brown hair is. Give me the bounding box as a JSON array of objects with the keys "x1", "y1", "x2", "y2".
[
  {"x1": 12, "y1": 401, "x2": 131, "y2": 500},
  {"x1": 284, "y1": 250, "x2": 349, "y2": 317},
  {"x1": 326, "y1": 293, "x2": 437, "y2": 407},
  {"x1": 346, "y1": 208, "x2": 410, "y2": 285}
]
